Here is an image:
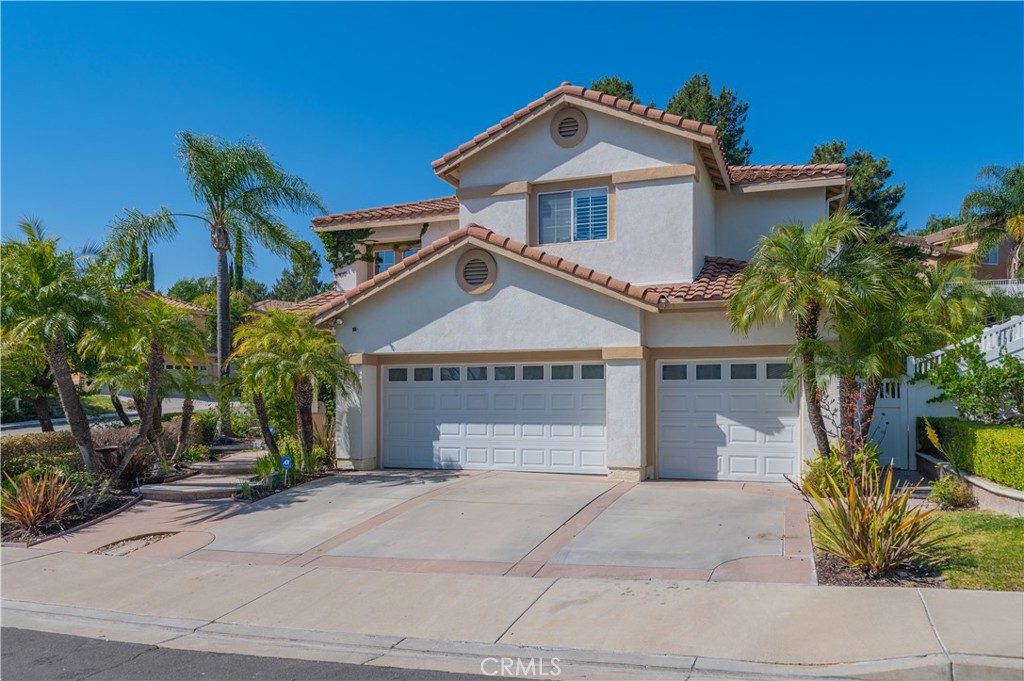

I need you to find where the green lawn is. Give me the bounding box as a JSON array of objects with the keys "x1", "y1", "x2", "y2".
[
  {"x1": 933, "y1": 511, "x2": 1024, "y2": 591},
  {"x1": 78, "y1": 394, "x2": 117, "y2": 417}
]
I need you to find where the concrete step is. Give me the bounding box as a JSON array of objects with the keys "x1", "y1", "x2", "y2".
[
  {"x1": 186, "y1": 460, "x2": 258, "y2": 476},
  {"x1": 136, "y1": 476, "x2": 260, "y2": 501}
]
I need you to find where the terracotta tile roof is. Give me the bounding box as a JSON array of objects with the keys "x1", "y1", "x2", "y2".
[
  {"x1": 728, "y1": 164, "x2": 848, "y2": 185},
  {"x1": 296, "y1": 227, "x2": 751, "y2": 323},
  {"x1": 138, "y1": 290, "x2": 212, "y2": 315},
  {"x1": 252, "y1": 299, "x2": 294, "y2": 312},
  {"x1": 312, "y1": 196, "x2": 458, "y2": 230},
  {"x1": 431, "y1": 83, "x2": 732, "y2": 189},
  {"x1": 296, "y1": 225, "x2": 670, "y2": 322},
  {"x1": 922, "y1": 223, "x2": 967, "y2": 245},
  {"x1": 642, "y1": 257, "x2": 748, "y2": 304}
]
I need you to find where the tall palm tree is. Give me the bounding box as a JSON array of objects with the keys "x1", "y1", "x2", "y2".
[
  {"x1": 232, "y1": 310, "x2": 359, "y2": 457},
  {"x1": 111, "y1": 134, "x2": 326, "y2": 436},
  {"x1": 959, "y1": 164, "x2": 1024, "y2": 276},
  {"x1": 176, "y1": 133, "x2": 326, "y2": 435},
  {"x1": 727, "y1": 210, "x2": 894, "y2": 455},
  {"x1": 106, "y1": 297, "x2": 205, "y2": 485},
  {"x1": 2, "y1": 219, "x2": 118, "y2": 473}
]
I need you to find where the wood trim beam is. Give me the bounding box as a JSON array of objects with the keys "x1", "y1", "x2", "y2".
[
  {"x1": 457, "y1": 181, "x2": 530, "y2": 201},
  {"x1": 611, "y1": 164, "x2": 697, "y2": 186}
]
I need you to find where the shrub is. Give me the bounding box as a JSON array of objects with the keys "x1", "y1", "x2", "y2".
[
  {"x1": 2, "y1": 471, "x2": 76, "y2": 538},
  {"x1": 806, "y1": 465, "x2": 948, "y2": 578},
  {"x1": 193, "y1": 409, "x2": 218, "y2": 443},
  {"x1": 802, "y1": 442, "x2": 879, "y2": 496},
  {"x1": 928, "y1": 474, "x2": 977, "y2": 510},
  {"x1": 2, "y1": 431, "x2": 77, "y2": 462},
  {"x1": 924, "y1": 337, "x2": 1024, "y2": 425},
  {"x1": 919, "y1": 417, "x2": 1024, "y2": 491},
  {"x1": 180, "y1": 444, "x2": 210, "y2": 463}
]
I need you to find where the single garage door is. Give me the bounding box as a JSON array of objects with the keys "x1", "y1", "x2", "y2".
[
  {"x1": 381, "y1": 362, "x2": 607, "y2": 474},
  {"x1": 657, "y1": 359, "x2": 799, "y2": 481}
]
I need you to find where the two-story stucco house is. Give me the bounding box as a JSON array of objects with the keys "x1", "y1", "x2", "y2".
[{"x1": 295, "y1": 83, "x2": 850, "y2": 483}]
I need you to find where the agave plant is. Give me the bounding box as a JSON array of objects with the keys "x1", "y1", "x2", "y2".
[{"x1": 1, "y1": 472, "x2": 76, "y2": 540}]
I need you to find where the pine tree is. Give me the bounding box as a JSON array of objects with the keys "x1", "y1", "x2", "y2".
[
  {"x1": 139, "y1": 240, "x2": 149, "y2": 286},
  {"x1": 666, "y1": 74, "x2": 752, "y2": 165}
]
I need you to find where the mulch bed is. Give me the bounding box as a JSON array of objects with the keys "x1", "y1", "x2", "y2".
[
  {"x1": 1, "y1": 494, "x2": 136, "y2": 544},
  {"x1": 815, "y1": 551, "x2": 944, "y2": 588}
]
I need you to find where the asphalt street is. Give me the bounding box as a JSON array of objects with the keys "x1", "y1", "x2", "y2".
[{"x1": 0, "y1": 628, "x2": 490, "y2": 681}]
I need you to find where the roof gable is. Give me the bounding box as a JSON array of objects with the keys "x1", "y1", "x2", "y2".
[{"x1": 432, "y1": 83, "x2": 732, "y2": 190}]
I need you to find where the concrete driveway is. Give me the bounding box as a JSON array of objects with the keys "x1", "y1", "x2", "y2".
[{"x1": 185, "y1": 471, "x2": 812, "y2": 584}]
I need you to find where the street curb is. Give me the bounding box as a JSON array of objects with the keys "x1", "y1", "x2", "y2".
[{"x1": 3, "y1": 599, "x2": 1021, "y2": 680}]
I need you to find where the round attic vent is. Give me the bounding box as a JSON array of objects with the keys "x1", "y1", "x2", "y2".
[
  {"x1": 462, "y1": 258, "x2": 490, "y2": 285},
  {"x1": 551, "y1": 107, "x2": 587, "y2": 148},
  {"x1": 456, "y1": 249, "x2": 497, "y2": 295}
]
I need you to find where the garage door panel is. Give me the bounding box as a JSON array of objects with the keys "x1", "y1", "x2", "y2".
[
  {"x1": 658, "y1": 359, "x2": 799, "y2": 482},
  {"x1": 383, "y1": 363, "x2": 607, "y2": 475}
]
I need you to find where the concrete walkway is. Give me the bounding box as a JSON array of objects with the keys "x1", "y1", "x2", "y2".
[{"x1": 2, "y1": 546, "x2": 1022, "y2": 680}]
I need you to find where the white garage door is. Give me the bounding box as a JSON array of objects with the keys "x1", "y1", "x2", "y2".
[
  {"x1": 381, "y1": 362, "x2": 607, "y2": 474},
  {"x1": 657, "y1": 359, "x2": 800, "y2": 481}
]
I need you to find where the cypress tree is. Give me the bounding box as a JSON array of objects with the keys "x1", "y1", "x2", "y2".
[
  {"x1": 139, "y1": 240, "x2": 149, "y2": 286},
  {"x1": 147, "y1": 254, "x2": 155, "y2": 289}
]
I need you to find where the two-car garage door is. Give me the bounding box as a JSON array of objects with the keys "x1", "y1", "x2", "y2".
[
  {"x1": 379, "y1": 358, "x2": 800, "y2": 482},
  {"x1": 657, "y1": 359, "x2": 800, "y2": 481},
  {"x1": 381, "y1": 363, "x2": 607, "y2": 474}
]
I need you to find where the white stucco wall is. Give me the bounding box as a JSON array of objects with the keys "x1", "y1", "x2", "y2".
[
  {"x1": 459, "y1": 196, "x2": 530, "y2": 243},
  {"x1": 715, "y1": 188, "x2": 829, "y2": 262},
  {"x1": 691, "y1": 159, "x2": 717, "y2": 276},
  {"x1": 337, "y1": 246, "x2": 643, "y2": 355},
  {"x1": 457, "y1": 108, "x2": 696, "y2": 186},
  {"x1": 643, "y1": 309, "x2": 796, "y2": 348}
]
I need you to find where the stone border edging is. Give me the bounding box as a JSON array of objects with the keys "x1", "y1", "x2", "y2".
[
  {"x1": 1, "y1": 495, "x2": 143, "y2": 549},
  {"x1": 3, "y1": 599, "x2": 1020, "y2": 681},
  {"x1": 917, "y1": 451, "x2": 1024, "y2": 517}
]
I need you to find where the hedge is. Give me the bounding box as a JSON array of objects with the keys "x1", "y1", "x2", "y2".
[
  {"x1": 2, "y1": 431, "x2": 80, "y2": 478},
  {"x1": 919, "y1": 417, "x2": 1024, "y2": 491}
]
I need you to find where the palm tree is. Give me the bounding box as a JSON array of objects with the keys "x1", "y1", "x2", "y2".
[
  {"x1": 106, "y1": 297, "x2": 205, "y2": 486},
  {"x1": 176, "y1": 133, "x2": 326, "y2": 434},
  {"x1": 232, "y1": 310, "x2": 359, "y2": 457},
  {"x1": 110, "y1": 134, "x2": 326, "y2": 436},
  {"x1": 163, "y1": 366, "x2": 212, "y2": 462},
  {"x1": 959, "y1": 164, "x2": 1024, "y2": 276},
  {"x1": 2, "y1": 219, "x2": 118, "y2": 473},
  {"x1": 727, "y1": 210, "x2": 894, "y2": 456}
]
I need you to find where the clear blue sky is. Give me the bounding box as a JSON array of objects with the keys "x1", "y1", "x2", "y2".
[{"x1": 3, "y1": 2, "x2": 1022, "y2": 293}]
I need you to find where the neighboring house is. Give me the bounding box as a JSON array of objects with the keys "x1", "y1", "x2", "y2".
[
  {"x1": 302, "y1": 83, "x2": 850, "y2": 482},
  {"x1": 252, "y1": 299, "x2": 294, "y2": 313},
  {"x1": 137, "y1": 290, "x2": 216, "y2": 373},
  {"x1": 900, "y1": 224, "x2": 1020, "y2": 282}
]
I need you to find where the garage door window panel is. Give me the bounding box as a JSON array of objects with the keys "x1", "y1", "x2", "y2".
[
  {"x1": 523, "y1": 366, "x2": 544, "y2": 380},
  {"x1": 467, "y1": 367, "x2": 488, "y2": 381},
  {"x1": 495, "y1": 366, "x2": 516, "y2": 381},
  {"x1": 730, "y1": 363, "x2": 757, "y2": 380},
  {"x1": 552, "y1": 365, "x2": 574, "y2": 380},
  {"x1": 696, "y1": 364, "x2": 722, "y2": 380},
  {"x1": 388, "y1": 368, "x2": 408, "y2": 382},
  {"x1": 662, "y1": 364, "x2": 687, "y2": 381},
  {"x1": 440, "y1": 367, "x2": 461, "y2": 382}
]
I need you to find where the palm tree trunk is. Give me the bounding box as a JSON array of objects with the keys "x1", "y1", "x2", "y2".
[
  {"x1": 252, "y1": 391, "x2": 279, "y2": 458},
  {"x1": 111, "y1": 393, "x2": 132, "y2": 427},
  {"x1": 172, "y1": 394, "x2": 194, "y2": 462},
  {"x1": 149, "y1": 398, "x2": 166, "y2": 462},
  {"x1": 30, "y1": 396, "x2": 55, "y2": 432},
  {"x1": 859, "y1": 379, "x2": 882, "y2": 441},
  {"x1": 294, "y1": 376, "x2": 315, "y2": 456},
  {"x1": 108, "y1": 340, "x2": 163, "y2": 488},
  {"x1": 795, "y1": 306, "x2": 831, "y2": 456},
  {"x1": 214, "y1": 236, "x2": 235, "y2": 438},
  {"x1": 30, "y1": 366, "x2": 55, "y2": 431},
  {"x1": 837, "y1": 377, "x2": 858, "y2": 461},
  {"x1": 43, "y1": 332, "x2": 96, "y2": 473}
]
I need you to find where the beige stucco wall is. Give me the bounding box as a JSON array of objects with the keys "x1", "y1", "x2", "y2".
[
  {"x1": 457, "y1": 107, "x2": 696, "y2": 186},
  {"x1": 336, "y1": 245, "x2": 643, "y2": 355},
  {"x1": 714, "y1": 188, "x2": 830, "y2": 262}
]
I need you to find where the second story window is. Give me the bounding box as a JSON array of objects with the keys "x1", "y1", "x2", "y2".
[
  {"x1": 538, "y1": 187, "x2": 609, "y2": 244},
  {"x1": 373, "y1": 245, "x2": 420, "y2": 275},
  {"x1": 981, "y1": 246, "x2": 999, "y2": 265}
]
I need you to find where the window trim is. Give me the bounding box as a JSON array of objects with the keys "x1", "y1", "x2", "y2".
[
  {"x1": 981, "y1": 245, "x2": 999, "y2": 266},
  {"x1": 531, "y1": 178, "x2": 615, "y2": 246},
  {"x1": 373, "y1": 244, "x2": 420, "y2": 275}
]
